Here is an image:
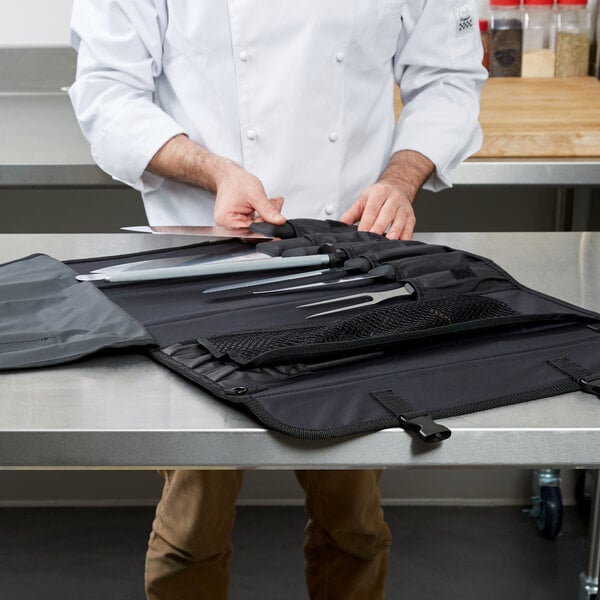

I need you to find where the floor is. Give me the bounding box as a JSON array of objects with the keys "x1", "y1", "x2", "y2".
[{"x1": 0, "y1": 505, "x2": 591, "y2": 600}]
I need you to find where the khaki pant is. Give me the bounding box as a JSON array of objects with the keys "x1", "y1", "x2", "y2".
[{"x1": 145, "y1": 469, "x2": 391, "y2": 600}]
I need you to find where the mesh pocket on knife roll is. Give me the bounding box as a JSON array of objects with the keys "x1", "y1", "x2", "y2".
[{"x1": 198, "y1": 294, "x2": 518, "y2": 367}]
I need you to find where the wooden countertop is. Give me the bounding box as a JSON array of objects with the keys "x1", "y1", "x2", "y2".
[{"x1": 395, "y1": 77, "x2": 600, "y2": 158}]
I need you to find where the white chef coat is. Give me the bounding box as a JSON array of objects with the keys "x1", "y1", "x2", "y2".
[{"x1": 69, "y1": 0, "x2": 486, "y2": 226}]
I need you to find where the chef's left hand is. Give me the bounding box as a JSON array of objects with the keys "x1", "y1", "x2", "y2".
[
  {"x1": 340, "y1": 149, "x2": 435, "y2": 241},
  {"x1": 340, "y1": 182, "x2": 416, "y2": 241}
]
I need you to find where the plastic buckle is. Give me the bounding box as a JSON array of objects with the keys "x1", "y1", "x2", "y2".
[
  {"x1": 399, "y1": 414, "x2": 452, "y2": 443},
  {"x1": 579, "y1": 377, "x2": 600, "y2": 397}
]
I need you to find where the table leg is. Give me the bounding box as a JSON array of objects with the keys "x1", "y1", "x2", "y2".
[
  {"x1": 579, "y1": 469, "x2": 600, "y2": 600},
  {"x1": 553, "y1": 188, "x2": 574, "y2": 231}
]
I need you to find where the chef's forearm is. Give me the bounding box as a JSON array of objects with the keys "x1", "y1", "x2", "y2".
[
  {"x1": 147, "y1": 134, "x2": 238, "y2": 193},
  {"x1": 378, "y1": 150, "x2": 435, "y2": 201}
]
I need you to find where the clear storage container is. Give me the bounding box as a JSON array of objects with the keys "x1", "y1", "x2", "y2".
[
  {"x1": 555, "y1": 0, "x2": 592, "y2": 77},
  {"x1": 523, "y1": 0, "x2": 556, "y2": 76},
  {"x1": 480, "y1": 19, "x2": 491, "y2": 71},
  {"x1": 490, "y1": 0, "x2": 524, "y2": 77}
]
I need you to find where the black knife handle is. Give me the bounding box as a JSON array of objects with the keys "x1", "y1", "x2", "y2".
[
  {"x1": 255, "y1": 237, "x2": 313, "y2": 257},
  {"x1": 249, "y1": 222, "x2": 297, "y2": 239},
  {"x1": 281, "y1": 245, "x2": 321, "y2": 257}
]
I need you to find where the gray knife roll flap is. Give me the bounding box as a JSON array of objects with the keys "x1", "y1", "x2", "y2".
[{"x1": 0, "y1": 254, "x2": 154, "y2": 369}]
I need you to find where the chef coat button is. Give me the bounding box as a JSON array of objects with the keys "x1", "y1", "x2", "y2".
[
  {"x1": 325, "y1": 204, "x2": 335, "y2": 215},
  {"x1": 335, "y1": 51, "x2": 345, "y2": 63},
  {"x1": 239, "y1": 50, "x2": 249, "y2": 62},
  {"x1": 328, "y1": 130, "x2": 339, "y2": 143},
  {"x1": 247, "y1": 129, "x2": 257, "y2": 141}
]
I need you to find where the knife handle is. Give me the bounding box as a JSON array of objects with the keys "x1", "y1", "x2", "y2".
[
  {"x1": 255, "y1": 237, "x2": 314, "y2": 256},
  {"x1": 249, "y1": 222, "x2": 297, "y2": 239},
  {"x1": 281, "y1": 245, "x2": 321, "y2": 257}
]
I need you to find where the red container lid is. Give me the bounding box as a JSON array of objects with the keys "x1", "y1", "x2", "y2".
[
  {"x1": 557, "y1": 0, "x2": 587, "y2": 5},
  {"x1": 524, "y1": 0, "x2": 554, "y2": 5},
  {"x1": 479, "y1": 19, "x2": 489, "y2": 32},
  {"x1": 490, "y1": 0, "x2": 520, "y2": 6}
]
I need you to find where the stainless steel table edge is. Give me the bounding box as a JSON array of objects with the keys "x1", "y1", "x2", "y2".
[
  {"x1": 1, "y1": 159, "x2": 600, "y2": 187},
  {"x1": 0, "y1": 165, "x2": 122, "y2": 187},
  {"x1": 0, "y1": 428, "x2": 598, "y2": 469},
  {"x1": 452, "y1": 158, "x2": 600, "y2": 187}
]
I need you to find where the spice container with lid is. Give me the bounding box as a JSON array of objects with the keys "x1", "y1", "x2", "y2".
[
  {"x1": 489, "y1": 0, "x2": 524, "y2": 77},
  {"x1": 480, "y1": 19, "x2": 491, "y2": 71},
  {"x1": 555, "y1": 0, "x2": 592, "y2": 77},
  {"x1": 523, "y1": 0, "x2": 556, "y2": 77}
]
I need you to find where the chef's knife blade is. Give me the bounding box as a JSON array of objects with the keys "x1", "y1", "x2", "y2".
[{"x1": 121, "y1": 225, "x2": 274, "y2": 239}]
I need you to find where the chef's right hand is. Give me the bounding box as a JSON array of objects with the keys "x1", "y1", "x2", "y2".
[{"x1": 214, "y1": 163, "x2": 286, "y2": 229}]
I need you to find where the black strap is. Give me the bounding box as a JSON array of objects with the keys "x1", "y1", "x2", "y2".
[
  {"x1": 548, "y1": 356, "x2": 600, "y2": 397},
  {"x1": 370, "y1": 390, "x2": 451, "y2": 443}
]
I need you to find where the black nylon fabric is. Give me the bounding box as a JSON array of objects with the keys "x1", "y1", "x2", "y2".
[
  {"x1": 155, "y1": 321, "x2": 600, "y2": 435},
  {"x1": 198, "y1": 294, "x2": 519, "y2": 367},
  {"x1": 255, "y1": 230, "x2": 390, "y2": 257},
  {"x1": 61, "y1": 226, "x2": 600, "y2": 439},
  {"x1": 245, "y1": 323, "x2": 600, "y2": 432}
]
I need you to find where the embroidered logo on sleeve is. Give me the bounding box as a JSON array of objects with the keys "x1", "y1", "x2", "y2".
[{"x1": 454, "y1": 5, "x2": 475, "y2": 36}]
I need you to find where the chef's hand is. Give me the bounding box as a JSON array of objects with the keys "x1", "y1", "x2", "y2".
[
  {"x1": 146, "y1": 134, "x2": 286, "y2": 229},
  {"x1": 340, "y1": 182, "x2": 416, "y2": 241},
  {"x1": 214, "y1": 163, "x2": 286, "y2": 229},
  {"x1": 340, "y1": 150, "x2": 434, "y2": 241}
]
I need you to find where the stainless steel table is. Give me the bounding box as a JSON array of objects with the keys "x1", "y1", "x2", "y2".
[{"x1": 0, "y1": 232, "x2": 599, "y2": 598}]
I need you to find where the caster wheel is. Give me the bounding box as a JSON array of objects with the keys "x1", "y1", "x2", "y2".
[{"x1": 534, "y1": 486, "x2": 563, "y2": 539}]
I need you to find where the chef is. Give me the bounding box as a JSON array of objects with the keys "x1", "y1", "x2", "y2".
[{"x1": 69, "y1": 1, "x2": 486, "y2": 598}]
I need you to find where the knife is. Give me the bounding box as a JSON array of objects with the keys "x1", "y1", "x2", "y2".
[
  {"x1": 76, "y1": 253, "x2": 340, "y2": 283},
  {"x1": 252, "y1": 263, "x2": 398, "y2": 295},
  {"x1": 121, "y1": 222, "x2": 296, "y2": 239},
  {"x1": 92, "y1": 249, "x2": 272, "y2": 275},
  {"x1": 253, "y1": 274, "x2": 381, "y2": 294},
  {"x1": 97, "y1": 227, "x2": 300, "y2": 275},
  {"x1": 201, "y1": 268, "x2": 336, "y2": 293},
  {"x1": 200, "y1": 252, "x2": 398, "y2": 294}
]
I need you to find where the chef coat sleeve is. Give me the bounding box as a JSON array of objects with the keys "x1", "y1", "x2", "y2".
[
  {"x1": 392, "y1": 0, "x2": 487, "y2": 191},
  {"x1": 68, "y1": 0, "x2": 185, "y2": 193}
]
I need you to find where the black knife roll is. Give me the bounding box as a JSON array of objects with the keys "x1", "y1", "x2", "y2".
[{"x1": 2, "y1": 219, "x2": 600, "y2": 443}]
